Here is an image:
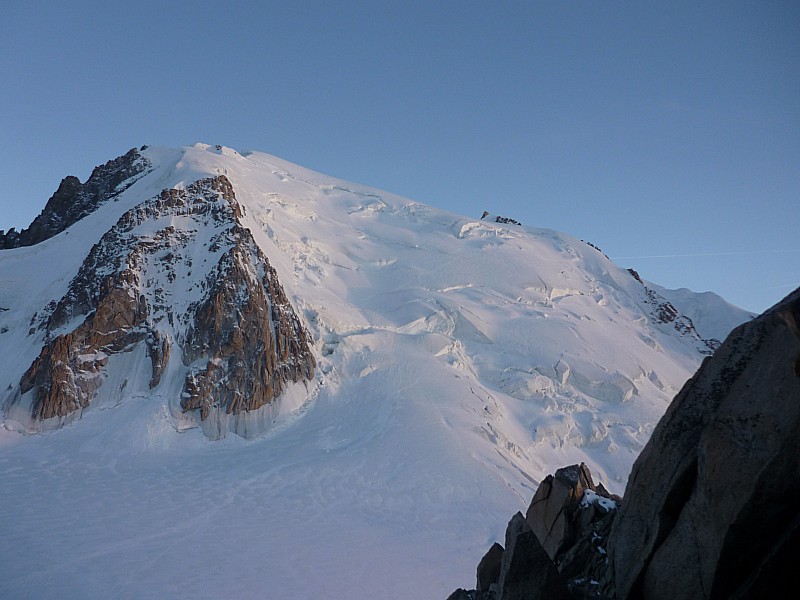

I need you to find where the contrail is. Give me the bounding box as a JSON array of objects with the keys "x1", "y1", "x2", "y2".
[
  {"x1": 611, "y1": 249, "x2": 800, "y2": 260},
  {"x1": 760, "y1": 282, "x2": 799, "y2": 291}
]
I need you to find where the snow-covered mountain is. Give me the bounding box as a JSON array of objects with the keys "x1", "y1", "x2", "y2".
[{"x1": 0, "y1": 144, "x2": 752, "y2": 599}]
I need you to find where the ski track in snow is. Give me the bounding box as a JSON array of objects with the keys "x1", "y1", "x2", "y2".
[{"x1": 0, "y1": 144, "x2": 752, "y2": 599}]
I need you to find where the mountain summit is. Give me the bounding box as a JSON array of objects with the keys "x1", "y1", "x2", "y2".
[{"x1": 0, "y1": 144, "x2": 752, "y2": 598}]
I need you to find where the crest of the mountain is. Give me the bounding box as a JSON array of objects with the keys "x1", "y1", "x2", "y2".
[
  {"x1": 0, "y1": 148, "x2": 151, "y2": 249},
  {"x1": 5, "y1": 174, "x2": 315, "y2": 438}
]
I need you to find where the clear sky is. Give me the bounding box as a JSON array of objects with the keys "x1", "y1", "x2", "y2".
[{"x1": 1, "y1": 1, "x2": 798, "y2": 314}]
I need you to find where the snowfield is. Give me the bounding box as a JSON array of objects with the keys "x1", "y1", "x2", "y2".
[{"x1": 0, "y1": 144, "x2": 751, "y2": 598}]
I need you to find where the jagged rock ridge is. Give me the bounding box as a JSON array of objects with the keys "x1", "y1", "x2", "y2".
[
  {"x1": 628, "y1": 268, "x2": 720, "y2": 354},
  {"x1": 0, "y1": 148, "x2": 151, "y2": 249},
  {"x1": 6, "y1": 175, "x2": 315, "y2": 438}
]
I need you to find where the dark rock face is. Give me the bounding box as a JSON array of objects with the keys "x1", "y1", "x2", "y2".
[
  {"x1": 446, "y1": 590, "x2": 480, "y2": 600},
  {"x1": 498, "y1": 512, "x2": 572, "y2": 600},
  {"x1": 606, "y1": 287, "x2": 800, "y2": 600},
  {"x1": 447, "y1": 587, "x2": 497, "y2": 598},
  {"x1": 6, "y1": 175, "x2": 315, "y2": 438},
  {"x1": 476, "y1": 543, "x2": 504, "y2": 593},
  {"x1": 526, "y1": 463, "x2": 595, "y2": 560},
  {"x1": 450, "y1": 287, "x2": 800, "y2": 599},
  {"x1": 0, "y1": 148, "x2": 151, "y2": 249}
]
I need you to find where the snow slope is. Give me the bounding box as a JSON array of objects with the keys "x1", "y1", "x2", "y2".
[{"x1": 0, "y1": 144, "x2": 752, "y2": 599}]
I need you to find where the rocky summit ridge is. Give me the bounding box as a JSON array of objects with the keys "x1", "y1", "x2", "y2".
[{"x1": 0, "y1": 148, "x2": 151, "y2": 249}]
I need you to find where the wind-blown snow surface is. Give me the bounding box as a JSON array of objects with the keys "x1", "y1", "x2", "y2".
[{"x1": 0, "y1": 144, "x2": 751, "y2": 598}]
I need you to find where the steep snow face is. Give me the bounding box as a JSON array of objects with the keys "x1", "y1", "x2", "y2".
[{"x1": 0, "y1": 144, "x2": 753, "y2": 599}]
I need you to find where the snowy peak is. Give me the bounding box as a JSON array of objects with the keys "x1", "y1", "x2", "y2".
[
  {"x1": 0, "y1": 143, "x2": 752, "y2": 480},
  {"x1": 0, "y1": 144, "x2": 757, "y2": 598}
]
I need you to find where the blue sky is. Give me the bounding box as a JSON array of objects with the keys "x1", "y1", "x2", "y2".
[{"x1": 1, "y1": 1, "x2": 797, "y2": 313}]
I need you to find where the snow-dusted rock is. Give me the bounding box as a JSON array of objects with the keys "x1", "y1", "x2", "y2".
[
  {"x1": 452, "y1": 463, "x2": 619, "y2": 599},
  {"x1": 525, "y1": 463, "x2": 597, "y2": 561},
  {"x1": 180, "y1": 216, "x2": 316, "y2": 435}
]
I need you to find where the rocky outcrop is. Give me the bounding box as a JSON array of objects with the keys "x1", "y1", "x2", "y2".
[
  {"x1": 0, "y1": 148, "x2": 151, "y2": 249},
  {"x1": 6, "y1": 175, "x2": 315, "y2": 438},
  {"x1": 582, "y1": 240, "x2": 609, "y2": 259},
  {"x1": 526, "y1": 463, "x2": 597, "y2": 560},
  {"x1": 449, "y1": 286, "x2": 800, "y2": 599},
  {"x1": 606, "y1": 286, "x2": 800, "y2": 600},
  {"x1": 19, "y1": 276, "x2": 154, "y2": 421},
  {"x1": 497, "y1": 512, "x2": 572, "y2": 600},
  {"x1": 628, "y1": 268, "x2": 721, "y2": 354},
  {"x1": 450, "y1": 463, "x2": 619, "y2": 600},
  {"x1": 479, "y1": 212, "x2": 522, "y2": 226},
  {"x1": 180, "y1": 235, "x2": 315, "y2": 420},
  {"x1": 476, "y1": 543, "x2": 504, "y2": 593},
  {"x1": 447, "y1": 512, "x2": 572, "y2": 600},
  {"x1": 526, "y1": 463, "x2": 620, "y2": 596}
]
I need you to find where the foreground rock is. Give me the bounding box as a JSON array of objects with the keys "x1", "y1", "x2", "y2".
[
  {"x1": 449, "y1": 287, "x2": 800, "y2": 599},
  {"x1": 451, "y1": 462, "x2": 619, "y2": 599},
  {"x1": 606, "y1": 287, "x2": 800, "y2": 599}
]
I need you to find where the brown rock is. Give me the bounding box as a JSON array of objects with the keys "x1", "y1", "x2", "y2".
[
  {"x1": 19, "y1": 278, "x2": 151, "y2": 421},
  {"x1": 525, "y1": 462, "x2": 594, "y2": 561},
  {"x1": 180, "y1": 235, "x2": 315, "y2": 423}
]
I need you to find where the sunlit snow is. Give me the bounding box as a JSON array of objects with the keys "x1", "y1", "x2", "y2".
[{"x1": 0, "y1": 144, "x2": 751, "y2": 599}]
